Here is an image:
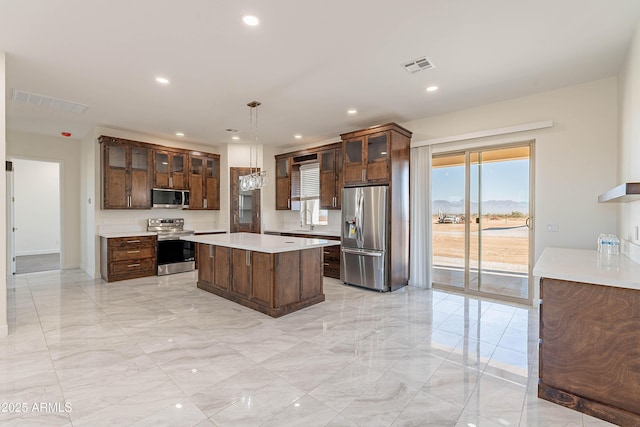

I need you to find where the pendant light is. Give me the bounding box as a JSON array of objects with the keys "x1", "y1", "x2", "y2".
[{"x1": 240, "y1": 101, "x2": 268, "y2": 191}]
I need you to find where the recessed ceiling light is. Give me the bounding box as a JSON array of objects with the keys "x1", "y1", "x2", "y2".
[
  {"x1": 347, "y1": 109, "x2": 357, "y2": 115},
  {"x1": 426, "y1": 85, "x2": 439, "y2": 92},
  {"x1": 243, "y1": 15, "x2": 259, "y2": 26},
  {"x1": 294, "y1": 134, "x2": 302, "y2": 139},
  {"x1": 156, "y1": 77, "x2": 170, "y2": 84},
  {"x1": 175, "y1": 132, "x2": 184, "y2": 137},
  {"x1": 231, "y1": 135, "x2": 240, "y2": 140}
]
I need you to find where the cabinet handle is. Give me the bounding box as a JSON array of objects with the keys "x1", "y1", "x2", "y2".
[
  {"x1": 127, "y1": 263, "x2": 141, "y2": 268},
  {"x1": 363, "y1": 169, "x2": 367, "y2": 182},
  {"x1": 169, "y1": 176, "x2": 173, "y2": 187},
  {"x1": 127, "y1": 250, "x2": 140, "y2": 254},
  {"x1": 204, "y1": 198, "x2": 208, "y2": 209},
  {"x1": 234, "y1": 214, "x2": 237, "y2": 224},
  {"x1": 128, "y1": 195, "x2": 132, "y2": 207},
  {"x1": 287, "y1": 198, "x2": 290, "y2": 209},
  {"x1": 209, "y1": 245, "x2": 213, "y2": 257},
  {"x1": 323, "y1": 263, "x2": 330, "y2": 266},
  {"x1": 245, "y1": 251, "x2": 251, "y2": 266},
  {"x1": 126, "y1": 240, "x2": 141, "y2": 244}
]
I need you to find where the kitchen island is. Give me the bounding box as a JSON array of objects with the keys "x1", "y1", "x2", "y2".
[
  {"x1": 533, "y1": 248, "x2": 640, "y2": 426},
  {"x1": 182, "y1": 233, "x2": 340, "y2": 317}
]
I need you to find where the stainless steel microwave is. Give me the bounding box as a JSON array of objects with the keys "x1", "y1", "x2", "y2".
[{"x1": 151, "y1": 188, "x2": 189, "y2": 209}]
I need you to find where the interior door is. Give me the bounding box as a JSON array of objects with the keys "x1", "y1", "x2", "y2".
[{"x1": 230, "y1": 167, "x2": 261, "y2": 233}]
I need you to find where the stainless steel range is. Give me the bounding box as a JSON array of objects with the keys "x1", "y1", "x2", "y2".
[{"x1": 147, "y1": 218, "x2": 195, "y2": 275}]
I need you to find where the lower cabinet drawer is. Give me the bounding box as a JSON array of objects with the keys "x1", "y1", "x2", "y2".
[
  {"x1": 109, "y1": 258, "x2": 156, "y2": 276},
  {"x1": 110, "y1": 246, "x2": 155, "y2": 262}
]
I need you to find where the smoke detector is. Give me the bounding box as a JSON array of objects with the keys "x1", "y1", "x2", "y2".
[
  {"x1": 403, "y1": 57, "x2": 435, "y2": 74},
  {"x1": 11, "y1": 89, "x2": 88, "y2": 114}
]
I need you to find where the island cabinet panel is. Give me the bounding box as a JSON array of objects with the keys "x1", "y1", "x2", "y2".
[
  {"x1": 274, "y1": 251, "x2": 301, "y2": 307},
  {"x1": 231, "y1": 249, "x2": 251, "y2": 298},
  {"x1": 197, "y1": 243, "x2": 213, "y2": 286},
  {"x1": 539, "y1": 278, "x2": 640, "y2": 426},
  {"x1": 213, "y1": 246, "x2": 230, "y2": 291},
  {"x1": 252, "y1": 252, "x2": 275, "y2": 308},
  {"x1": 300, "y1": 248, "x2": 322, "y2": 299}
]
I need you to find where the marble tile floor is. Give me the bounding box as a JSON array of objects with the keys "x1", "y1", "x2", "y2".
[{"x1": 1, "y1": 269, "x2": 614, "y2": 427}]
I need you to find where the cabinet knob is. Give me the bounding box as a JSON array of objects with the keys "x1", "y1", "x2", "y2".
[{"x1": 127, "y1": 263, "x2": 141, "y2": 268}]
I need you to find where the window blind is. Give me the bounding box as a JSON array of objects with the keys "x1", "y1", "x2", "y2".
[{"x1": 299, "y1": 163, "x2": 320, "y2": 200}]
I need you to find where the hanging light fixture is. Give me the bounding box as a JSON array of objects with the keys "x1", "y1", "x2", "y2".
[{"x1": 240, "y1": 101, "x2": 268, "y2": 191}]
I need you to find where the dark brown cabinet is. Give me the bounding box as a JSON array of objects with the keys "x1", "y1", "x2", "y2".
[
  {"x1": 319, "y1": 144, "x2": 342, "y2": 209},
  {"x1": 188, "y1": 154, "x2": 220, "y2": 210},
  {"x1": 275, "y1": 156, "x2": 292, "y2": 210},
  {"x1": 538, "y1": 277, "x2": 640, "y2": 426},
  {"x1": 100, "y1": 235, "x2": 157, "y2": 282},
  {"x1": 341, "y1": 123, "x2": 412, "y2": 291},
  {"x1": 268, "y1": 232, "x2": 340, "y2": 279},
  {"x1": 153, "y1": 150, "x2": 187, "y2": 189},
  {"x1": 100, "y1": 135, "x2": 220, "y2": 211},
  {"x1": 100, "y1": 137, "x2": 152, "y2": 209},
  {"x1": 343, "y1": 131, "x2": 391, "y2": 185},
  {"x1": 231, "y1": 248, "x2": 251, "y2": 298},
  {"x1": 196, "y1": 243, "x2": 325, "y2": 317}
]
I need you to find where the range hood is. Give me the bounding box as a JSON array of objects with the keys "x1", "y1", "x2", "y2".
[{"x1": 598, "y1": 182, "x2": 640, "y2": 203}]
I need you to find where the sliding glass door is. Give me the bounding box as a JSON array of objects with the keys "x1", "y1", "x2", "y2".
[{"x1": 432, "y1": 143, "x2": 533, "y2": 303}]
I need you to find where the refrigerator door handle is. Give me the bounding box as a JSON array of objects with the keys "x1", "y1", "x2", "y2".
[
  {"x1": 341, "y1": 247, "x2": 383, "y2": 257},
  {"x1": 355, "y1": 188, "x2": 365, "y2": 248}
]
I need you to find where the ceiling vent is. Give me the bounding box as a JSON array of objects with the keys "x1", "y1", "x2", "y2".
[
  {"x1": 403, "y1": 57, "x2": 435, "y2": 74},
  {"x1": 11, "y1": 89, "x2": 89, "y2": 114}
]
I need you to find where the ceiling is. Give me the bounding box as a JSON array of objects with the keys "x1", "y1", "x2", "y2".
[{"x1": 2, "y1": 0, "x2": 640, "y2": 148}]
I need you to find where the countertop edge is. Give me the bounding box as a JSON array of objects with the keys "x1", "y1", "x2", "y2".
[
  {"x1": 533, "y1": 247, "x2": 640, "y2": 291},
  {"x1": 183, "y1": 233, "x2": 340, "y2": 253}
]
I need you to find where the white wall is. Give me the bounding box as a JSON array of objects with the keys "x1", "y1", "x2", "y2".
[
  {"x1": 618, "y1": 20, "x2": 640, "y2": 263},
  {"x1": 12, "y1": 159, "x2": 60, "y2": 255},
  {"x1": 1, "y1": 51, "x2": 8, "y2": 336},
  {"x1": 403, "y1": 78, "x2": 619, "y2": 261},
  {"x1": 6, "y1": 130, "x2": 81, "y2": 269}
]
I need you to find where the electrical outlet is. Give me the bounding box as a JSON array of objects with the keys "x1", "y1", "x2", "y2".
[{"x1": 546, "y1": 223, "x2": 559, "y2": 232}]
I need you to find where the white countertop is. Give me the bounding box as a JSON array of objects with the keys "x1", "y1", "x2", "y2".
[
  {"x1": 533, "y1": 247, "x2": 640, "y2": 291},
  {"x1": 99, "y1": 231, "x2": 157, "y2": 238},
  {"x1": 182, "y1": 232, "x2": 340, "y2": 253},
  {"x1": 264, "y1": 228, "x2": 341, "y2": 238}
]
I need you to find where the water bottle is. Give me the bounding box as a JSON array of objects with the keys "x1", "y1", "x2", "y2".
[
  {"x1": 601, "y1": 234, "x2": 610, "y2": 254},
  {"x1": 611, "y1": 235, "x2": 620, "y2": 255},
  {"x1": 597, "y1": 234, "x2": 605, "y2": 253}
]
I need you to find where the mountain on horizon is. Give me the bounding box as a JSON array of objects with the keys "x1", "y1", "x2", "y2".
[{"x1": 432, "y1": 199, "x2": 529, "y2": 215}]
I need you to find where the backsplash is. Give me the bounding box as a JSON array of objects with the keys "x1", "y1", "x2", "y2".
[
  {"x1": 269, "y1": 210, "x2": 341, "y2": 233},
  {"x1": 622, "y1": 239, "x2": 640, "y2": 264}
]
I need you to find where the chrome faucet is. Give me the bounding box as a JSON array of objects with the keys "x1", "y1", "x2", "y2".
[{"x1": 302, "y1": 208, "x2": 315, "y2": 231}]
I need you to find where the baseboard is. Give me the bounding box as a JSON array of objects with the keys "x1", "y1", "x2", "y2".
[{"x1": 16, "y1": 250, "x2": 61, "y2": 257}]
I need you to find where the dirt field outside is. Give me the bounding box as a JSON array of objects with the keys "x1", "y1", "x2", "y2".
[{"x1": 432, "y1": 215, "x2": 529, "y2": 273}]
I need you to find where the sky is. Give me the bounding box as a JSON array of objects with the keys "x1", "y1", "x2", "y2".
[{"x1": 432, "y1": 159, "x2": 530, "y2": 203}]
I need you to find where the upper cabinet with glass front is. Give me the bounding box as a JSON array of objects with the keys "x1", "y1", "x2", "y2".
[
  {"x1": 100, "y1": 136, "x2": 152, "y2": 209},
  {"x1": 341, "y1": 123, "x2": 412, "y2": 186},
  {"x1": 99, "y1": 135, "x2": 220, "y2": 210},
  {"x1": 153, "y1": 150, "x2": 187, "y2": 189},
  {"x1": 188, "y1": 153, "x2": 220, "y2": 210}
]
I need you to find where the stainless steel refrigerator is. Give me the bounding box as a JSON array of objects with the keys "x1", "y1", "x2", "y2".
[{"x1": 340, "y1": 185, "x2": 389, "y2": 291}]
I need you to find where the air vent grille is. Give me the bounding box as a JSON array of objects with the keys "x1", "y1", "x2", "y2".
[
  {"x1": 11, "y1": 89, "x2": 89, "y2": 114},
  {"x1": 403, "y1": 57, "x2": 435, "y2": 74}
]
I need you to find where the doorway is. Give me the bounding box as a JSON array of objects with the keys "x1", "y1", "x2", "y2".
[
  {"x1": 10, "y1": 158, "x2": 62, "y2": 274},
  {"x1": 431, "y1": 142, "x2": 534, "y2": 303},
  {"x1": 230, "y1": 167, "x2": 261, "y2": 233}
]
